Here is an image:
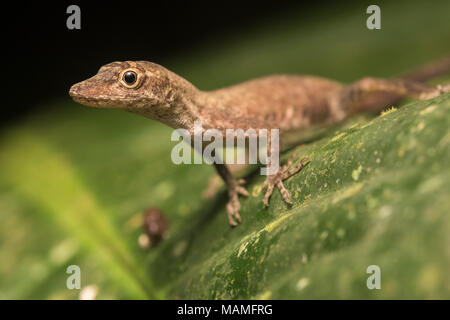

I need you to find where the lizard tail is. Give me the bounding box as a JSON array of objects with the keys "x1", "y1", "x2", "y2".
[{"x1": 398, "y1": 55, "x2": 450, "y2": 83}]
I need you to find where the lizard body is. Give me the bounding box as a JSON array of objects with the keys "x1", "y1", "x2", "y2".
[{"x1": 70, "y1": 58, "x2": 450, "y2": 226}]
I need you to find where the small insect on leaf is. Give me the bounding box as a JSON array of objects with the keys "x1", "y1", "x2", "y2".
[{"x1": 139, "y1": 208, "x2": 170, "y2": 249}]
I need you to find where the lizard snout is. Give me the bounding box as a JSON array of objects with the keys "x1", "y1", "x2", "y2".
[
  {"x1": 69, "y1": 81, "x2": 110, "y2": 108},
  {"x1": 69, "y1": 82, "x2": 88, "y2": 102},
  {"x1": 69, "y1": 83, "x2": 81, "y2": 99}
]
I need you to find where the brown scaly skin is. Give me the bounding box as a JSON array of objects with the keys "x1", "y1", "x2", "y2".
[{"x1": 70, "y1": 58, "x2": 450, "y2": 226}]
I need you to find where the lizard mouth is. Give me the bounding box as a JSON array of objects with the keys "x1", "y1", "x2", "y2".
[{"x1": 69, "y1": 84, "x2": 112, "y2": 108}]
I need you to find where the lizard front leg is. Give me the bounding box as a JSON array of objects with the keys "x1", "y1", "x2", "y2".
[
  {"x1": 214, "y1": 163, "x2": 249, "y2": 226},
  {"x1": 260, "y1": 133, "x2": 310, "y2": 207},
  {"x1": 262, "y1": 152, "x2": 310, "y2": 206}
]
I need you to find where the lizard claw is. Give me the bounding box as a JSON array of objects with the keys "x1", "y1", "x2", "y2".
[
  {"x1": 262, "y1": 154, "x2": 310, "y2": 207},
  {"x1": 226, "y1": 195, "x2": 242, "y2": 226},
  {"x1": 226, "y1": 179, "x2": 249, "y2": 226}
]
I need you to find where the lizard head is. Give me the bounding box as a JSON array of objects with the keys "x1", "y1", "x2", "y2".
[{"x1": 69, "y1": 61, "x2": 181, "y2": 111}]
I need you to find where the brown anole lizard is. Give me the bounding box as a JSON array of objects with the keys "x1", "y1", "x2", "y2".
[{"x1": 69, "y1": 57, "x2": 450, "y2": 226}]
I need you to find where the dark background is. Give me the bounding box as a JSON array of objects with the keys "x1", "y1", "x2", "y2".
[{"x1": 2, "y1": 0, "x2": 338, "y2": 125}]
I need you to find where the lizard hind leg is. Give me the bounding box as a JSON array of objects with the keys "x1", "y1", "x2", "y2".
[
  {"x1": 337, "y1": 77, "x2": 447, "y2": 117},
  {"x1": 424, "y1": 83, "x2": 450, "y2": 99},
  {"x1": 214, "y1": 163, "x2": 249, "y2": 226},
  {"x1": 262, "y1": 153, "x2": 310, "y2": 206}
]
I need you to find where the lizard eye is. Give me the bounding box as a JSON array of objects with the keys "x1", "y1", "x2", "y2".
[
  {"x1": 123, "y1": 71, "x2": 136, "y2": 84},
  {"x1": 119, "y1": 69, "x2": 141, "y2": 88}
]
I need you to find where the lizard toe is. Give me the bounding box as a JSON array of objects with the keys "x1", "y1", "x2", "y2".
[
  {"x1": 276, "y1": 180, "x2": 292, "y2": 204},
  {"x1": 263, "y1": 182, "x2": 275, "y2": 207},
  {"x1": 226, "y1": 193, "x2": 242, "y2": 226},
  {"x1": 261, "y1": 154, "x2": 309, "y2": 207}
]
